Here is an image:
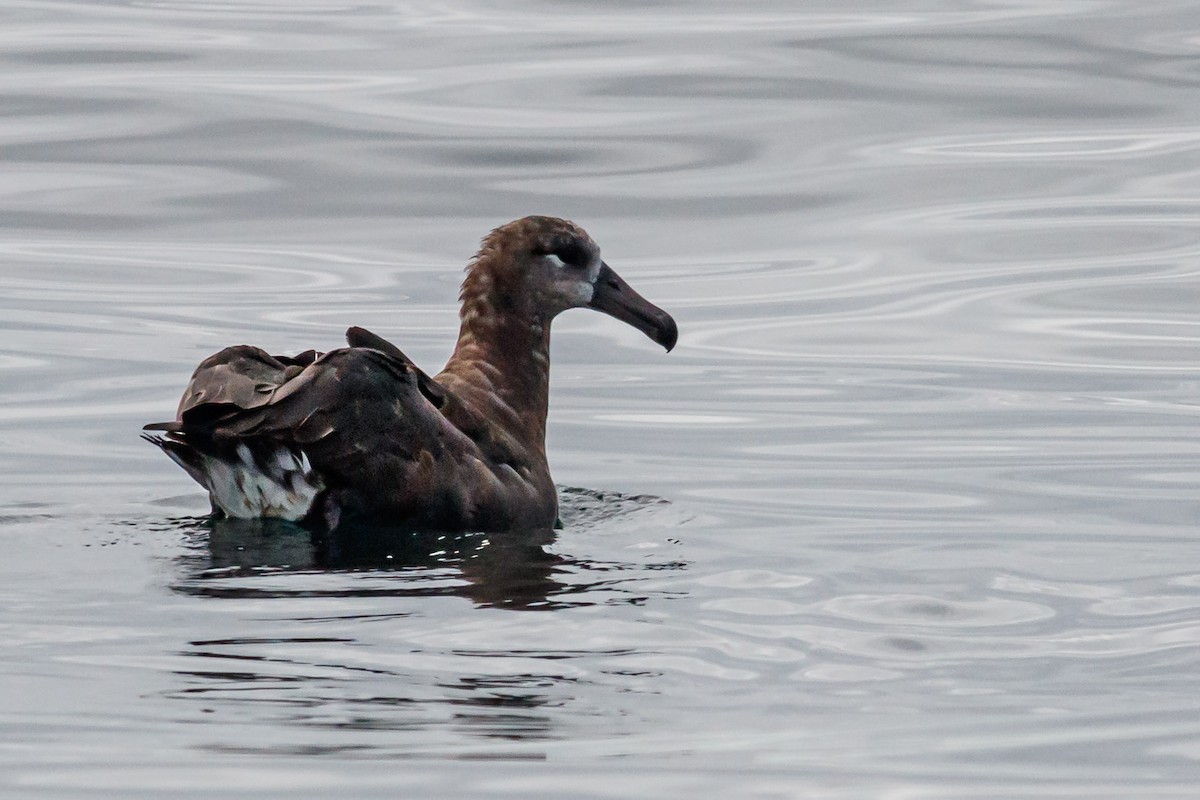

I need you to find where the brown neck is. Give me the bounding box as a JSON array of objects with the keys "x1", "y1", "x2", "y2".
[{"x1": 438, "y1": 292, "x2": 553, "y2": 452}]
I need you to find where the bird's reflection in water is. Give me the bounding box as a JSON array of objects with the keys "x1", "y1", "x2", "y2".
[
  {"x1": 170, "y1": 487, "x2": 684, "y2": 610},
  {"x1": 160, "y1": 489, "x2": 686, "y2": 752}
]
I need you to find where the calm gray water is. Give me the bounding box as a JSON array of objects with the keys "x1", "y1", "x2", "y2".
[{"x1": 3, "y1": 1, "x2": 1200, "y2": 796}]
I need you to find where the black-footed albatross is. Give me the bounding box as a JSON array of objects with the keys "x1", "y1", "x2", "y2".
[{"x1": 143, "y1": 216, "x2": 677, "y2": 532}]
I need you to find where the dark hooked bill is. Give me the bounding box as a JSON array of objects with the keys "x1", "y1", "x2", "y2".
[{"x1": 587, "y1": 262, "x2": 678, "y2": 352}]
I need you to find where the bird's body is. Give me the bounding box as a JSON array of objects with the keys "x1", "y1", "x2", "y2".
[{"x1": 143, "y1": 216, "x2": 677, "y2": 532}]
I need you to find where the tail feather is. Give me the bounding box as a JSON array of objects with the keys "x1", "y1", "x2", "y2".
[
  {"x1": 141, "y1": 432, "x2": 322, "y2": 521},
  {"x1": 141, "y1": 432, "x2": 211, "y2": 488}
]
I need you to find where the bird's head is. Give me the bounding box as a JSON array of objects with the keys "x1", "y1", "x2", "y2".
[{"x1": 462, "y1": 216, "x2": 677, "y2": 352}]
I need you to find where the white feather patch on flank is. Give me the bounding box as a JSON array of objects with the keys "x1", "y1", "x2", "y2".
[{"x1": 202, "y1": 446, "x2": 323, "y2": 521}]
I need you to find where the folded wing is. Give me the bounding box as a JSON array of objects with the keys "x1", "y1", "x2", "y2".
[{"x1": 144, "y1": 329, "x2": 475, "y2": 525}]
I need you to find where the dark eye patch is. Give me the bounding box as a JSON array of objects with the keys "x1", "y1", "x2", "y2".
[
  {"x1": 547, "y1": 237, "x2": 589, "y2": 268},
  {"x1": 531, "y1": 233, "x2": 592, "y2": 269}
]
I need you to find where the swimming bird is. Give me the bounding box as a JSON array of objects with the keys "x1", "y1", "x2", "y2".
[{"x1": 143, "y1": 216, "x2": 677, "y2": 532}]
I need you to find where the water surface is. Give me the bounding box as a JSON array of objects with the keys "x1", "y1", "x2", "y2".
[{"x1": 3, "y1": 1, "x2": 1200, "y2": 797}]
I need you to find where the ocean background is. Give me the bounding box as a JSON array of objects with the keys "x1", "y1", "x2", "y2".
[{"x1": 3, "y1": 1, "x2": 1200, "y2": 796}]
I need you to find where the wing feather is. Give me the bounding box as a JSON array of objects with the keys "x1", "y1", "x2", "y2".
[{"x1": 144, "y1": 331, "x2": 512, "y2": 525}]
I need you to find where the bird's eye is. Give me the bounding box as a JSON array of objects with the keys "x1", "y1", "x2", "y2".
[
  {"x1": 556, "y1": 240, "x2": 589, "y2": 268},
  {"x1": 534, "y1": 236, "x2": 592, "y2": 271}
]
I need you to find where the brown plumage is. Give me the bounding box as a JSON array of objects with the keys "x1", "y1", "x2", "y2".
[{"x1": 143, "y1": 216, "x2": 677, "y2": 532}]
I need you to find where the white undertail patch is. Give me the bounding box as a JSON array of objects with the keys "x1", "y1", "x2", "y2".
[{"x1": 202, "y1": 443, "x2": 323, "y2": 521}]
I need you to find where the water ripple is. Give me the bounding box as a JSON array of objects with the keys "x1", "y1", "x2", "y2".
[{"x1": 4, "y1": 0, "x2": 1200, "y2": 794}]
